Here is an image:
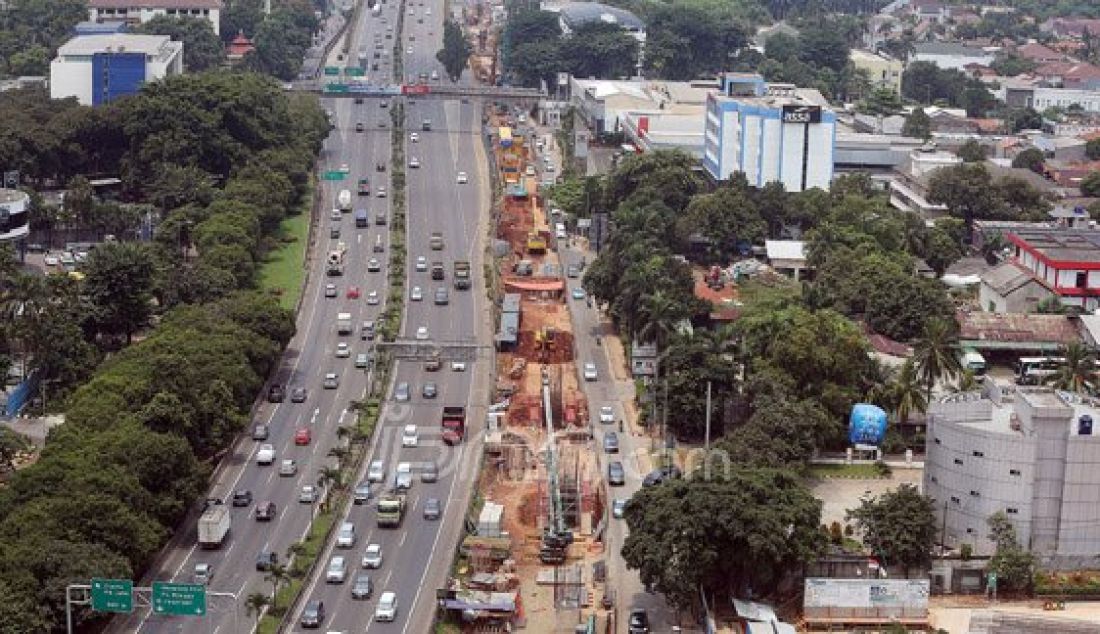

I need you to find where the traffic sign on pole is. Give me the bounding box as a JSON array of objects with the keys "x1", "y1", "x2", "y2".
[
  {"x1": 323, "y1": 66, "x2": 340, "y2": 76},
  {"x1": 324, "y1": 82, "x2": 349, "y2": 93},
  {"x1": 345, "y1": 67, "x2": 365, "y2": 76},
  {"x1": 152, "y1": 582, "x2": 206, "y2": 616},
  {"x1": 322, "y1": 171, "x2": 346, "y2": 181},
  {"x1": 90, "y1": 578, "x2": 133, "y2": 614}
]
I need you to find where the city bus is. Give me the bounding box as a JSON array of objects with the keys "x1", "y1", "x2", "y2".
[{"x1": 1015, "y1": 356, "x2": 1064, "y2": 385}]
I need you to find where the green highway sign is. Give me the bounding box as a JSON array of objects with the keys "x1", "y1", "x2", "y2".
[
  {"x1": 91, "y1": 578, "x2": 133, "y2": 614},
  {"x1": 152, "y1": 582, "x2": 206, "y2": 616},
  {"x1": 322, "y1": 171, "x2": 347, "y2": 181},
  {"x1": 324, "y1": 83, "x2": 349, "y2": 93},
  {"x1": 323, "y1": 66, "x2": 340, "y2": 76},
  {"x1": 345, "y1": 67, "x2": 365, "y2": 76}
]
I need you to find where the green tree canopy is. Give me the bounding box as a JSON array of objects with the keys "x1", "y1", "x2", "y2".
[
  {"x1": 847, "y1": 484, "x2": 938, "y2": 573},
  {"x1": 436, "y1": 20, "x2": 472, "y2": 81},
  {"x1": 134, "y1": 16, "x2": 224, "y2": 71}
]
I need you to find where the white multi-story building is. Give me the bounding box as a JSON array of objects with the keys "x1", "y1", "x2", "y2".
[
  {"x1": 702, "y1": 73, "x2": 835, "y2": 191},
  {"x1": 925, "y1": 385, "x2": 1100, "y2": 568},
  {"x1": 0, "y1": 188, "x2": 30, "y2": 244},
  {"x1": 87, "y1": 0, "x2": 224, "y2": 36},
  {"x1": 1031, "y1": 86, "x2": 1100, "y2": 113},
  {"x1": 50, "y1": 34, "x2": 184, "y2": 106},
  {"x1": 911, "y1": 42, "x2": 995, "y2": 71}
]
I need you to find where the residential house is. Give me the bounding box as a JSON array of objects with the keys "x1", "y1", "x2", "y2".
[
  {"x1": 850, "y1": 49, "x2": 904, "y2": 93},
  {"x1": 909, "y1": 0, "x2": 950, "y2": 24},
  {"x1": 1041, "y1": 17, "x2": 1100, "y2": 39},
  {"x1": 1013, "y1": 42, "x2": 1070, "y2": 65},
  {"x1": 888, "y1": 147, "x2": 961, "y2": 215},
  {"x1": 1034, "y1": 61, "x2": 1100, "y2": 91},
  {"x1": 979, "y1": 260, "x2": 1054, "y2": 312}
]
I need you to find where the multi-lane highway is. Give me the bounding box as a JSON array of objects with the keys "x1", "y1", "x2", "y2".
[
  {"x1": 112, "y1": 3, "x2": 403, "y2": 634},
  {"x1": 286, "y1": 0, "x2": 493, "y2": 631}
]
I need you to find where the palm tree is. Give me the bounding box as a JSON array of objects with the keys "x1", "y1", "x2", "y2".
[
  {"x1": 317, "y1": 466, "x2": 345, "y2": 491},
  {"x1": 264, "y1": 564, "x2": 291, "y2": 610},
  {"x1": 953, "y1": 369, "x2": 979, "y2": 393},
  {"x1": 327, "y1": 446, "x2": 351, "y2": 470},
  {"x1": 912, "y1": 318, "x2": 962, "y2": 401},
  {"x1": 1045, "y1": 342, "x2": 1097, "y2": 394},
  {"x1": 892, "y1": 360, "x2": 927, "y2": 425},
  {"x1": 245, "y1": 592, "x2": 270, "y2": 624}
]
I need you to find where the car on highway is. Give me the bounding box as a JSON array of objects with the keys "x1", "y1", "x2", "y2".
[
  {"x1": 351, "y1": 573, "x2": 373, "y2": 600},
  {"x1": 323, "y1": 372, "x2": 339, "y2": 389},
  {"x1": 612, "y1": 498, "x2": 627, "y2": 519},
  {"x1": 416, "y1": 325, "x2": 429, "y2": 340},
  {"x1": 193, "y1": 563, "x2": 213, "y2": 585},
  {"x1": 422, "y1": 382, "x2": 437, "y2": 398},
  {"x1": 353, "y1": 481, "x2": 372, "y2": 504},
  {"x1": 402, "y1": 424, "x2": 419, "y2": 447},
  {"x1": 410, "y1": 286, "x2": 423, "y2": 301},
  {"x1": 355, "y1": 352, "x2": 371, "y2": 368},
  {"x1": 252, "y1": 423, "x2": 269, "y2": 440},
  {"x1": 395, "y1": 462, "x2": 413, "y2": 490},
  {"x1": 368, "y1": 460, "x2": 386, "y2": 483},
  {"x1": 376, "y1": 186, "x2": 387, "y2": 197},
  {"x1": 294, "y1": 428, "x2": 312, "y2": 445},
  {"x1": 299, "y1": 484, "x2": 318, "y2": 503},
  {"x1": 394, "y1": 382, "x2": 410, "y2": 402},
  {"x1": 231, "y1": 490, "x2": 253, "y2": 507},
  {"x1": 279, "y1": 459, "x2": 298, "y2": 476},
  {"x1": 256, "y1": 444, "x2": 276, "y2": 465},
  {"x1": 416, "y1": 255, "x2": 428, "y2": 271},
  {"x1": 300, "y1": 600, "x2": 325, "y2": 628},
  {"x1": 325, "y1": 284, "x2": 337, "y2": 298},
  {"x1": 642, "y1": 465, "x2": 683, "y2": 487},
  {"x1": 355, "y1": 121, "x2": 365, "y2": 132},
  {"x1": 435, "y1": 287, "x2": 450, "y2": 305},
  {"x1": 409, "y1": 156, "x2": 420, "y2": 168},
  {"x1": 337, "y1": 341, "x2": 352, "y2": 357},
  {"x1": 331, "y1": 208, "x2": 342, "y2": 221},
  {"x1": 268, "y1": 384, "x2": 285, "y2": 402},
  {"x1": 326, "y1": 556, "x2": 348, "y2": 583},
  {"x1": 603, "y1": 431, "x2": 619, "y2": 453},
  {"x1": 410, "y1": 132, "x2": 419, "y2": 142},
  {"x1": 456, "y1": 171, "x2": 468, "y2": 184},
  {"x1": 583, "y1": 362, "x2": 598, "y2": 381},
  {"x1": 358, "y1": 178, "x2": 370, "y2": 196},
  {"x1": 567, "y1": 265, "x2": 580, "y2": 278},
  {"x1": 375, "y1": 591, "x2": 399, "y2": 622},
  {"x1": 367, "y1": 257, "x2": 381, "y2": 272},
  {"x1": 256, "y1": 550, "x2": 278, "y2": 570},
  {"x1": 628, "y1": 608, "x2": 650, "y2": 633},
  {"x1": 421, "y1": 461, "x2": 438, "y2": 483},
  {"x1": 599, "y1": 406, "x2": 615, "y2": 424},
  {"x1": 367, "y1": 290, "x2": 380, "y2": 305},
  {"x1": 361, "y1": 320, "x2": 376, "y2": 340},
  {"x1": 424, "y1": 497, "x2": 442, "y2": 520},
  {"x1": 346, "y1": 285, "x2": 361, "y2": 299},
  {"x1": 291, "y1": 387, "x2": 308, "y2": 403},
  {"x1": 362, "y1": 543, "x2": 383, "y2": 568},
  {"x1": 255, "y1": 501, "x2": 277, "y2": 521},
  {"x1": 406, "y1": 46, "x2": 413, "y2": 54},
  {"x1": 571, "y1": 287, "x2": 586, "y2": 300},
  {"x1": 608, "y1": 461, "x2": 625, "y2": 486}
]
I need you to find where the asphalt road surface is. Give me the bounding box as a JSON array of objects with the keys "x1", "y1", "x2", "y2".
[
  {"x1": 285, "y1": 0, "x2": 493, "y2": 632},
  {"x1": 110, "y1": 3, "x2": 403, "y2": 634}
]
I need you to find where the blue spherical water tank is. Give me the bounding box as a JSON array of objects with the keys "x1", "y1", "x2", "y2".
[{"x1": 849, "y1": 403, "x2": 888, "y2": 446}]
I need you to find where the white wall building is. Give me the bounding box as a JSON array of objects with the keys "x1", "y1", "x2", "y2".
[
  {"x1": 0, "y1": 188, "x2": 30, "y2": 244},
  {"x1": 1031, "y1": 86, "x2": 1100, "y2": 113},
  {"x1": 703, "y1": 73, "x2": 835, "y2": 191},
  {"x1": 50, "y1": 34, "x2": 184, "y2": 106},
  {"x1": 911, "y1": 42, "x2": 996, "y2": 71},
  {"x1": 87, "y1": 0, "x2": 223, "y2": 36}
]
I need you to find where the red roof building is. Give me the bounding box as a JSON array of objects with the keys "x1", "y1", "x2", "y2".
[
  {"x1": 1013, "y1": 42, "x2": 1069, "y2": 64},
  {"x1": 226, "y1": 31, "x2": 254, "y2": 60}
]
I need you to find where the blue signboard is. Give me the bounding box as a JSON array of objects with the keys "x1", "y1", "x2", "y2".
[{"x1": 848, "y1": 403, "x2": 887, "y2": 446}]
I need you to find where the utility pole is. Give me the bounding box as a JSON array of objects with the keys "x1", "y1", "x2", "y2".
[{"x1": 704, "y1": 381, "x2": 712, "y2": 480}]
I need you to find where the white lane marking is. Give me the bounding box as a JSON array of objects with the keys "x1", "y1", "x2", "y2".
[{"x1": 400, "y1": 530, "x2": 408, "y2": 547}]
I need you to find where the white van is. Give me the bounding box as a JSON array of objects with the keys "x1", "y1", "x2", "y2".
[
  {"x1": 960, "y1": 348, "x2": 987, "y2": 375},
  {"x1": 336, "y1": 521, "x2": 356, "y2": 548},
  {"x1": 554, "y1": 223, "x2": 567, "y2": 240}
]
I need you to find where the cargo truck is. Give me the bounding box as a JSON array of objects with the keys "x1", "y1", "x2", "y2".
[
  {"x1": 337, "y1": 189, "x2": 352, "y2": 212},
  {"x1": 441, "y1": 406, "x2": 466, "y2": 445},
  {"x1": 337, "y1": 312, "x2": 353, "y2": 335},
  {"x1": 453, "y1": 261, "x2": 471, "y2": 289},
  {"x1": 376, "y1": 492, "x2": 407, "y2": 527},
  {"x1": 198, "y1": 505, "x2": 230, "y2": 548},
  {"x1": 429, "y1": 232, "x2": 443, "y2": 250}
]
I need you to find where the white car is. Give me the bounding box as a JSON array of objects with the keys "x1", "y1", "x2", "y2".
[
  {"x1": 415, "y1": 256, "x2": 427, "y2": 271},
  {"x1": 583, "y1": 362, "x2": 598, "y2": 381},
  {"x1": 44, "y1": 254, "x2": 59, "y2": 266},
  {"x1": 367, "y1": 460, "x2": 385, "y2": 483},
  {"x1": 279, "y1": 459, "x2": 297, "y2": 476},
  {"x1": 395, "y1": 461, "x2": 413, "y2": 490},
  {"x1": 451, "y1": 360, "x2": 467, "y2": 372},
  {"x1": 367, "y1": 290, "x2": 379, "y2": 305},
  {"x1": 336, "y1": 342, "x2": 350, "y2": 358},
  {"x1": 406, "y1": 46, "x2": 413, "y2": 54},
  {"x1": 416, "y1": 326, "x2": 429, "y2": 340},
  {"x1": 425, "y1": 7, "x2": 432, "y2": 14},
  {"x1": 525, "y1": 165, "x2": 536, "y2": 176},
  {"x1": 339, "y1": 163, "x2": 350, "y2": 173},
  {"x1": 326, "y1": 555, "x2": 348, "y2": 583},
  {"x1": 410, "y1": 132, "x2": 419, "y2": 142},
  {"x1": 376, "y1": 186, "x2": 387, "y2": 198},
  {"x1": 325, "y1": 283, "x2": 337, "y2": 298},
  {"x1": 410, "y1": 286, "x2": 423, "y2": 301},
  {"x1": 402, "y1": 424, "x2": 419, "y2": 447},
  {"x1": 362, "y1": 543, "x2": 383, "y2": 568},
  {"x1": 409, "y1": 157, "x2": 420, "y2": 168},
  {"x1": 456, "y1": 171, "x2": 468, "y2": 184},
  {"x1": 599, "y1": 406, "x2": 615, "y2": 424},
  {"x1": 375, "y1": 591, "x2": 398, "y2": 622},
  {"x1": 256, "y1": 444, "x2": 276, "y2": 465},
  {"x1": 299, "y1": 484, "x2": 318, "y2": 503}
]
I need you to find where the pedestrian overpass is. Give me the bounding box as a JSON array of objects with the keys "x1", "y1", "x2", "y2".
[{"x1": 293, "y1": 80, "x2": 544, "y2": 103}]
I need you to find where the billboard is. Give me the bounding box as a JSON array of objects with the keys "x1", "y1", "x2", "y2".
[
  {"x1": 804, "y1": 578, "x2": 929, "y2": 610},
  {"x1": 848, "y1": 403, "x2": 887, "y2": 446},
  {"x1": 782, "y1": 104, "x2": 822, "y2": 124}
]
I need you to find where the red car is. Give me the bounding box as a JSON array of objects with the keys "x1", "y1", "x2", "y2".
[
  {"x1": 294, "y1": 428, "x2": 311, "y2": 445},
  {"x1": 346, "y1": 286, "x2": 361, "y2": 299}
]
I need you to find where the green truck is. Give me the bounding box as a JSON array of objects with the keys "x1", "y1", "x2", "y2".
[{"x1": 376, "y1": 492, "x2": 407, "y2": 528}]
